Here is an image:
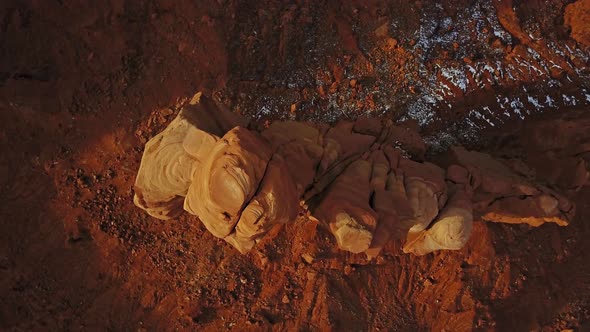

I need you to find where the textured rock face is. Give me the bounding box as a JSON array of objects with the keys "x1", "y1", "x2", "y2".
[{"x1": 134, "y1": 98, "x2": 577, "y2": 256}]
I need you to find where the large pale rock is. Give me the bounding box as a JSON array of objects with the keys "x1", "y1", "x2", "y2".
[
  {"x1": 133, "y1": 103, "x2": 575, "y2": 256},
  {"x1": 352, "y1": 117, "x2": 383, "y2": 137},
  {"x1": 262, "y1": 121, "x2": 322, "y2": 147},
  {"x1": 262, "y1": 121, "x2": 323, "y2": 195},
  {"x1": 133, "y1": 96, "x2": 248, "y2": 220},
  {"x1": 365, "y1": 150, "x2": 395, "y2": 258},
  {"x1": 384, "y1": 173, "x2": 416, "y2": 231},
  {"x1": 302, "y1": 122, "x2": 376, "y2": 201},
  {"x1": 184, "y1": 127, "x2": 273, "y2": 238},
  {"x1": 449, "y1": 146, "x2": 574, "y2": 227},
  {"x1": 318, "y1": 121, "x2": 376, "y2": 175},
  {"x1": 134, "y1": 112, "x2": 200, "y2": 220},
  {"x1": 481, "y1": 194, "x2": 570, "y2": 227},
  {"x1": 314, "y1": 159, "x2": 377, "y2": 253},
  {"x1": 403, "y1": 186, "x2": 473, "y2": 255},
  {"x1": 181, "y1": 97, "x2": 249, "y2": 136},
  {"x1": 383, "y1": 124, "x2": 427, "y2": 160},
  {"x1": 225, "y1": 154, "x2": 300, "y2": 253},
  {"x1": 397, "y1": 159, "x2": 447, "y2": 244}
]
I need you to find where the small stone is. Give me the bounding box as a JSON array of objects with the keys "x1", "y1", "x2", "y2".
[
  {"x1": 301, "y1": 253, "x2": 314, "y2": 264},
  {"x1": 344, "y1": 265, "x2": 353, "y2": 275},
  {"x1": 257, "y1": 251, "x2": 269, "y2": 266},
  {"x1": 189, "y1": 92, "x2": 202, "y2": 105},
  {"x1": 328, "y1": 82, "x2": 338, "y2": 94},
  {"x1": 282, "y1": 295, "x2": 290, "y2": 304}
]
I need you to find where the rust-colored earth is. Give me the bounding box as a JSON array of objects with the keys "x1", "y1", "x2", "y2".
[{"x1": 1, "y1": 0, "x2": 589, "y2": 331}]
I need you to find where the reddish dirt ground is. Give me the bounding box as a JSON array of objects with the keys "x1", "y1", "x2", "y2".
[{"x1": 1, "y1": 0, "x2": 589, "y2": 331}]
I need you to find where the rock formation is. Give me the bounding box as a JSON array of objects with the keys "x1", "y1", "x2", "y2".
[{"x1": 134, "y1": 97, "x2": 576, "y2": 256}]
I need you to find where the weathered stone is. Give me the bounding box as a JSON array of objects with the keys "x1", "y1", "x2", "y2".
[
  {"x1": 134, "y1": 100, "x2": 576, "y2": 256},
  {"x1": 184, "y1": 127, "x2": 273, "y2": 238},
  {"x1": 225, "y1": 154, "x2": 299, "y2": 253},
  {"x1": 314, "y1": 159, "x2": 377, "y2": 253},
  {"x1": 403, "y1": 186, "x2": 473, "y2": 255},
  {"x1": 133, "y1": 112, "x2": 199, "y2": 220}
]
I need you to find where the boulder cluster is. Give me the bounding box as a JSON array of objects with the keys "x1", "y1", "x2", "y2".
[{"x1": 134, "y1": 97, "x2": 574, "y2": 257}]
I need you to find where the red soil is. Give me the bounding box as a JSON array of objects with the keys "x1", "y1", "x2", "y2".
[{"x1": 1, "y1": 0, "x2": 589, "y2": 330}]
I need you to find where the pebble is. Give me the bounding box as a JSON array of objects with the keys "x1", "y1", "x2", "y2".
[{"x1": 301, "y1": 253, "x2": 314, "y2": 264}]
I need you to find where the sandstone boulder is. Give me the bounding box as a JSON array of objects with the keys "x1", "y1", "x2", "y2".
[
  {"x1": 134, "y1": 102, "x2": 575, "y2": 256},
  {"x1": 184, "y1": 127, "x2": 273, "y2": 238}
]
